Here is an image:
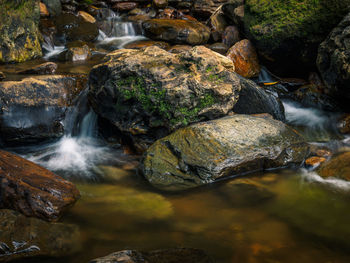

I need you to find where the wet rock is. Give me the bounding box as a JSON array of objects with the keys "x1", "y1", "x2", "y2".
[
  {"x1": 0, "y1": 75, "x2": 87, "y2": 145},
  {"x1": 89, "y1": 248, "x2": 214, "y2": 263},
  {"x1": 317, "y1": 12, "x2": 350, "y2": 109},
  {"x1": 244, "y1": 0, "x2": 350, "y2": 76},
  {"x1": 42, "y1": 0, "x2": 62, "y2": 17},
  {"x1": 0, "y1": 209, "x2": 81, "y2": 262},
  {"x1": 318, "y1": 152, "x2": 350, "y2": 181},
  {"x1": 0, "y1": 150, "x2": 80, "y2": 221},
  {"x1": 233, "y1": 77, "x2": 285, "y2": 121},
  {"x1": 0, "y1": 0, "x2": 42, "y2": 63},
  {"x1": 337, "y1": 114, "x2": 350, "y2": 134},
  {"x1": 89, "y1": 45, "x2": 241, "y2": 151},
  {"x1": 55, "y1": 13, "x2": 99, "y2": 42},
  {"x1": 58, "y1": 45, "x2": 92, "y2": 62},
  {"x1": 124, "y1": 40, "x2": 171, "y2": 50},
  {"x1": 208, "y1": 42, "x2": 229, "y2": 55},
  {"x1": 40, "y1": 2, "x2": 49, "y2": 17},
  {"x1": 222, "y1": 25, "x2": 240, "y2": 48},
  {"x1": 208, "y1": 7, "x2": 228, "y2": 37},
  {"x1": 226, "y1": 39, "x2": 260, "y2": 78},
  {"x1": 142, "y1": 19, "x2": 210, "y2": 45},
  {"x1": 305, "y1": 156, "x2": 326, "y2": 168},
  {"x1": 16, "y1": 62, "x2": 57, "y2": 75},
  {"x1": 113, "y1": 2, "x2": 138, "y2": 12},
  {"x1": 153, "y1": 0, "x2": 168, "y2": 9},
  {"x1": 192, "y1": 0, "x2": 229, "y2": 18},
  {"x1": 78, "y1": 10, "x2": 96, "y2": 24},
  {"x1": 221, "y1": 0, "x2": 244, "y2": 26},
  {"x1": 157, "y1": 7, "x2": 184, "y2": 20},
  {"x1": 142, "y1": 115, "x2": 308, "y2": 191}
]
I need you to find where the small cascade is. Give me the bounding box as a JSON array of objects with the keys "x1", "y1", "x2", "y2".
[
  {"x1": 42, "y1": 35, "x2": 65, "y2": 59},
  {"x1": 97, "y1": 11, "x2": 145, "y2": 50},
  {"x1": 282, "y1": 100, "x2": 340, "y2": 141},
  {"x1": 21, "y1": 91, "x2": 120, "y2": 180},
  {"x1": 300, "y1": 169, "x2": 350, "y2": 191}
]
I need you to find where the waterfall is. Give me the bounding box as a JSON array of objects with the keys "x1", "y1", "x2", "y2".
[
  {"x1": 96, "y1": 11, "x2": 146, "y2": 50},
  {"x1": 42, "y1": 35, "x2": 65, "y2": 59}
]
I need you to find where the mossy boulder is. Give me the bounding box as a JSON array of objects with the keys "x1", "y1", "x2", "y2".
[
  {"x1": 142, "y1": 115, "x2": 308, "y2": 191},
  {"x1": 0, "y1": 0, "x2": 42, "y2": 63},
  {"x1": 244, "y1": 0, "x2": 350, "y2": 76},
  {"x1": 88, "y1": 46, "x2": 240, "y2": 151}
]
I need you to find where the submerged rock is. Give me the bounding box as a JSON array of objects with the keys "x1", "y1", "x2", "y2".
[
  {"x1": 317, "y1": 152, "x2": 350, "y2": 181},
  {"x1": 89, "y1": 248, "x2": 214, "y2": 263},
  {"x1": 0, "y1": 150, "x2": 80, "y2": 221},
  {"x1": 0, "y1": 0, "x2": 42, "y2": 63},
  {"x1": 317, "y1": 12, "x2": 350, "y2": 109},
  {"x1": 142, "y1": 115, "x2": 308, "y2": 191},
  {"x1": 75, "y1": 184, "x2": 173, "y2": 220},
  {"x1": 16, "y1": 62, "x2": 58, "y2": 75},
  {"x1": 244, "y1": 0, "x2": 350, "y2": 76},
  {"x1": 0, "y1": 75, "x2": 87, "y2": 145},
  {"x1": 89, "y1": 46, "x2": 240, "y2": 150},
  {"x1": 0, "y1": 209, "x2": 80, "y2": 262},
  {"x1": 142, "y1": 19, "x2": 210, "y2": 45}
]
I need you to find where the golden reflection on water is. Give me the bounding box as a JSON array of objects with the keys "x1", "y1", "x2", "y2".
[{"x1": 59, "y1": 167, "x2": 350, "y2": 263}]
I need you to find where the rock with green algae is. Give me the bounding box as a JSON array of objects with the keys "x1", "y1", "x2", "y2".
[
  {"x1": 0, "y1": 0, "x2": 42, "y2": 63},
  {"x1": 142, "y1": 114, "x2": 309, "y2": 191},
  {"x1": 244, "y1": 0, "x2": 350, "y2": 76},
  {"x1": 89, "y1": 45, "x2": 284, "y2": 151}
]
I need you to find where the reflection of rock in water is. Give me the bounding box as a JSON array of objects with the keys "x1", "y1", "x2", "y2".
[{"x1": 0, "y1": 209, "x2": 81, "y2": 262}]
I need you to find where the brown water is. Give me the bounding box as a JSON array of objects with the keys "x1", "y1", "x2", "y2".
[{"x1": 48, "y1": 165, "x2": 350, "y2": 263}]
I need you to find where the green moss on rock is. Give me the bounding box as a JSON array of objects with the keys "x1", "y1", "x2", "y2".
[
  {"x1": 244, "y1": 0, "x2": 350, "y2": 75},
  {"x1": 0, "y1": 0, "x2": 42, "y2": 63}
]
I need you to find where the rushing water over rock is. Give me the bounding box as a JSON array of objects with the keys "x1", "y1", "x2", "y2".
[{"x1": 42, "y1": 35, "x2": 65, "y2": 60}]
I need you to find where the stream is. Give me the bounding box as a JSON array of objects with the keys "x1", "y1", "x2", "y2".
[{"x1": 1, "y1": 10, "x2": 350, "y2": 263}]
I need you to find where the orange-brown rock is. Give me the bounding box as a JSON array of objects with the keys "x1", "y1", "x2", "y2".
[
  {"x1": 0, "y1": 150, "x2": 80, "y2": 221},
  {"x1": 226, "y1": 39, "x2": 260, "y2": 78},
  {"x1": 113, "y1": 2, "x2": 138, "y2": 12},
  {"x1": 337, "y1": 114, "x2": 350, "y2": 134},
  {"x1": 305, "y1": 156, "x2": 327, "y2": 167},
  {"x1": 318, "y1": 152, "x2": 350, "y2": 181},
  {"x1": 124, "y1": 40, "x2": 170, "y2": 50},
  {"x1": 40, "y1": 2, "x2": 49, "y2": 17},
  {"x1": 78, "y1": 10, "x2": 96, "y2": 24}
]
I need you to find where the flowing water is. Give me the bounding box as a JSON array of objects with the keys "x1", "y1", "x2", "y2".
[{"x1": 2, "y1": 13, "x2": 350, "y2": 263}]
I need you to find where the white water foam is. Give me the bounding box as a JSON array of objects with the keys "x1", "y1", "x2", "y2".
[
  {"x1": 283, "y1": 100, "x2": 329, "y2": 129},
  {"x1": 300, "y1": 169, "x2": 350, "y2": 191}
]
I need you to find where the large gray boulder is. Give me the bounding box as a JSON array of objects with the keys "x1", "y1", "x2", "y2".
[{"x1": 142, "y1": 115, "x2": 308, "y2": 191}]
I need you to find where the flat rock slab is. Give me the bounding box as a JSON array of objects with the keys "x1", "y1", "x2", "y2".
[{"x1": 0, "y1": 150, "x2": 80, "y2": 221}]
